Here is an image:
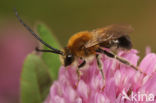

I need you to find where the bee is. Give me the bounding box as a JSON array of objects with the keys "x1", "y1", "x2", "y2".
[{"x1": 15, "y1": 9, "x2": 141, "y2": 82}]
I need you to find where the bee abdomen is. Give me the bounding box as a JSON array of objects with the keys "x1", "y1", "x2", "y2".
[{"x1": 117, "y1": 35, "x2": 132, "y2": 49}]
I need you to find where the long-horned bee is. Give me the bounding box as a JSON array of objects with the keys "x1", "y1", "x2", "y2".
[{"x1": 15, "y1": 9, "x2": 141, "y2": 81}]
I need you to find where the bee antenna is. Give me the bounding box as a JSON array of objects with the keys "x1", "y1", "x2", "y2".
[{"x1": 14, "y1": 8, "x2": 64, "y2": 55}]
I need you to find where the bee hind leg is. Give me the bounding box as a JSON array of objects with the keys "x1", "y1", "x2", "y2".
[{"x1": 96, "y1": 48, "x2": 144, "y2": 74}]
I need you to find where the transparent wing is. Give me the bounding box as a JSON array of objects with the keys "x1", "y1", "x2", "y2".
[{"x1": 85, "y1": 24, "x2": 134, "y2": 48}]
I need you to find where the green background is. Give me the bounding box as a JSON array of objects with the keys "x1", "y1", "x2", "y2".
[{"x1": 1, "y1": 0, "x2": 156, "y2": 56}]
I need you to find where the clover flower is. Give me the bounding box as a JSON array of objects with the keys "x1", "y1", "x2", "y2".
[{"x1": 45, "y1": 49, "x2": 156, "y2": 103}]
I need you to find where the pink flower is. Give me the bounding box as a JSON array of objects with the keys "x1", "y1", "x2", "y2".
[
  {"x1": 0, "y1": 24, "x2": 36, "y2": 103},
  {"x1": 45, "y1": 49, "x2": 156, "y2": 103}
]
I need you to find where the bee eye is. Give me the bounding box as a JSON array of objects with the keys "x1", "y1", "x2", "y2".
[
  {"x1": 64, "y1": 54, "x2": 74, "y2": 66},
  {"x1": 67, "y1": 55, "x2": 72, "y2": 58},
  {"x1": 66, "y1": 54, "x2": 73, "y2": 61}
]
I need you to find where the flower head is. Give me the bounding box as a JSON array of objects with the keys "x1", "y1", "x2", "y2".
[{"x1": 45, "y1": 49, "x2": 156, "y2": 103}]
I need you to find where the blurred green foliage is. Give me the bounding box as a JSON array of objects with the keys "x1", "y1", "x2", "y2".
[
  {"x1": 21, "y1": 54, "x2": 48, "y2": 103},
  {"x1": 1, "y1": 0, "x2": 156, "y2": 55},
  {"x1": 21, "y1": 24, "x2": 61, "y2": 103},
  {"x1": 37, "y1": 24, "x2": 61, "y2": 80}
]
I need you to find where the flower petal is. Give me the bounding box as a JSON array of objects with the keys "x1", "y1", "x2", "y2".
[
  {"x1": 77, "y1": 80, "x2": 89, "y2": 100},
  {"x1": 139, "y1": 53, "x2": 156, "y2": 75}
]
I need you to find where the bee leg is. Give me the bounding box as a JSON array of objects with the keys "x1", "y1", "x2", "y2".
[
  {"x1": 96, "y1": 54, "x2": 105, "y2": 90},
  {"x1": 77, "y1": 60, "x2": 86, "y2": 81},
  {"x1": 96, "y1": 48, "x2": 144, "y2": 74},
  {"x1": 75, "y1": 60, "x2": 86, "y2": 87},
  {"x1": 78, "y1": 60, "x2": 86, "y2": 68},
  {"x1": 96, "y1": 54, "x2": 105, "y2": 80}
]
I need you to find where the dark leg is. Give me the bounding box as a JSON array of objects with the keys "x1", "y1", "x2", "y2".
[
  {"x1": 78, "y1": 60, "x2": 86, "y2": 68},
  {"x1": 96, "y1": 48, "x2": 143, "y2": 73},
  {"x1": 75, "y1": 60, "x2": 86, "y2": 87},
  {"x1": 96, "y1": 54, "x2": 105, "y2": 80},
  {"x1": 77, "y1": 60, "x2": 86, "y2": 81},
  {"x1": 96, "y1": 54, "x2": 105, "y2": 90}
]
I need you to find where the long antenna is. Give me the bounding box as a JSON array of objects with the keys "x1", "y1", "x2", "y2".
[{"x1": 14, "y1": 8, "x2": 63, "y2": 55}]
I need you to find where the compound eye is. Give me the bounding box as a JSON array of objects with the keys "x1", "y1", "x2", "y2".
[
  {"x1": 66, "y1": 55, "x2": 72, "y2": 61},
  {"x1": 67, "y1": 54, "x2": 72, "y2": 58},
  {"x1": 64, "y1": 54, "x2": 74, "y2": 66}
]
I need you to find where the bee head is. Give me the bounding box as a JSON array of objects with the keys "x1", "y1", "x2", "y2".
[{"x1": 61, "y1": 47, "x2": 75, "y2": 67}]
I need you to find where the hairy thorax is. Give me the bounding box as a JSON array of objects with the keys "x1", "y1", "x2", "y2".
[{"x1": 67, "y1": 31, "x2": 98, "y2": 57}]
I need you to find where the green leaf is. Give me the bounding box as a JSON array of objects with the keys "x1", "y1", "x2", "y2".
[
  {"x1": 21, "y1": 24, "x2": 62, "y2": 103},
  {"x1": 37, "y1": 23, "x2": 62, "y2": 80},
  {"x1": 21, "y1": 54, "x2": 53, "y2": 103}
]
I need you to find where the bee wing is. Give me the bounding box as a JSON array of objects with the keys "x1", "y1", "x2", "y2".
[{"x1": 85, "y1": 24, "x2": 134, "y2": 48}]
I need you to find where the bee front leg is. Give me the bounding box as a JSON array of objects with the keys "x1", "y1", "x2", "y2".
[
  {"x1": 77, "y1": 60, "x2": 86, "y2": 80},
  {"x1": 75, "y1": 60, "x2": 86, "y2": 87},
  {"x1": 78, "y1": 59, "x2": 86, "y2": 68}
]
